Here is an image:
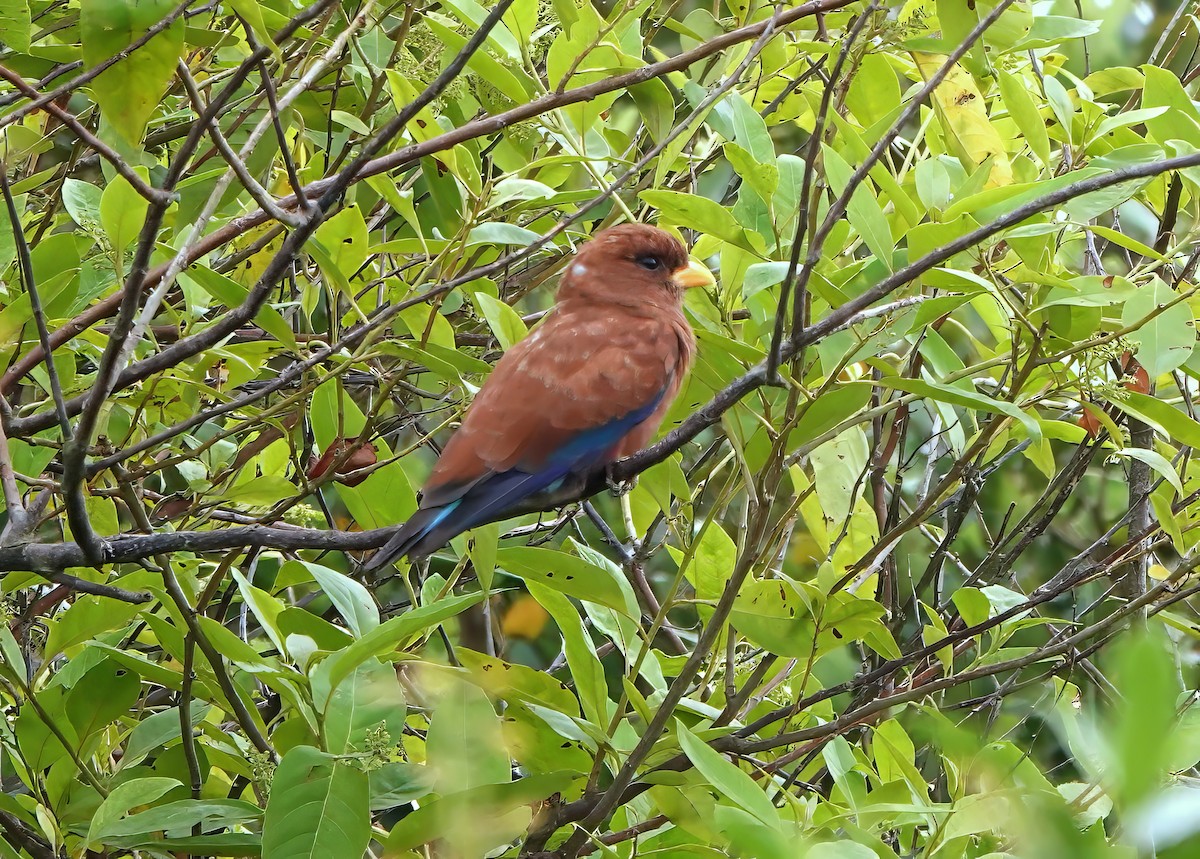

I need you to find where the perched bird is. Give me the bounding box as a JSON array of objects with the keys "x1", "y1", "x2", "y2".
[{"x1": 364, "y1": 223, "x2": 715, "y2": 570}]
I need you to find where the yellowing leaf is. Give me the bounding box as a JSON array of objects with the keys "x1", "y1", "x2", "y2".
[
  {"x1": 913, "y1": 52, "x2": 1014, "y2": 188},
  {"x1": 227, "y1": 222, "x2": 286, "y2": 289}
]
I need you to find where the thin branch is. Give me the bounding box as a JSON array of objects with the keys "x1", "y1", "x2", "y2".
[
  {"x1": 41, "y1": 570, "x2": 151, "y2": 603},
  {"x1": 175, "y1": 59, "x2": 305, "y2": 227},
  {"x1": 0, "y1": 169, "x2": 70, "y2": 438},
  {"x1": 0, "y1": 0, "x2": 198, "y2": 120},
  {"x1": 776, "y1": 0, "x2": 1019, "y2": 367},
  {"x1": 0, "y1": 64, "x2": 169, "y2": 205},
  {"x1": 765, "y1": 0, "x2": 879, "y2": 382},
  {"x1": 0, "y1": 410, "x2": 26, "y2": 535}
]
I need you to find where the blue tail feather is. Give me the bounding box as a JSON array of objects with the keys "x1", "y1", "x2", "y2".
[{"x1": 363, "y1": 389, "x2": 667, "y2": 571}]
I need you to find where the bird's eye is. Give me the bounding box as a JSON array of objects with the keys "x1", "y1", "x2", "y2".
[{"x1": 636, "y1": 256, "x2": 661, "y2": 270}]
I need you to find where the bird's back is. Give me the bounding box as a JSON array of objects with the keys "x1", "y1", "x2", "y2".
[{"x1": 425, "y1": 301, "x2": 693, "y2": 504}]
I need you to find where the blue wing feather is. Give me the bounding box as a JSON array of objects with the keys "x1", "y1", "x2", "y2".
[{"x1": 363, "y1": 390, "x2": 664, "y2": 569}]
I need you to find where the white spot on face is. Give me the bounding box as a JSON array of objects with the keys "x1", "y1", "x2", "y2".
[{"x1": 571, "y1": 262, "x2": 590, "y2": 277}]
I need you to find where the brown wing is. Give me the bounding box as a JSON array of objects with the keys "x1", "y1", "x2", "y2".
[{"x1": 420, "y1": 305, "x2": 685, "y2": 506}]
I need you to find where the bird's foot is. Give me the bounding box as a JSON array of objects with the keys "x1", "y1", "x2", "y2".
[{"x1": 606, "y1": 465, "x2": 637, "y2": 496}]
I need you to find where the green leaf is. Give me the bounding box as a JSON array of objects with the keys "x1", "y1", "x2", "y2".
[
  {"x1": 466, "y1": 521, "x2": 500, "y2": 593},
  {"x1": 473, "y1": 292, "x2": 528, "y2": 350},
  {"x1": 88, "y1": 778, "x2": 181, "y2": 847},
  {"x1": 228, "y1": 0, "x2": 277, "y2": 53},
  {"x1": 496, "y1": 547, "x2": 634, "y2": 614},
  {"x1": 0, "y1": 191, "x2": 16, "y2": 276},
  {"x1": 458, "y1": 649, "x2": 580, "y2": 716},
  {"x1": 1114, "y1": 448, "x2": 1183, "y2": 495},
  {"x1": 369, "y1": 762, "x2": 435, "y2": 811},
  {"x1": 466, "y1": 222, "x2": 542, "y2": 247},
  {"x1": 668, "y1": 520, "x2": 736, "y2": 607},
  {"x1": 100, "y1": 171, "x2": 150, "y2": 258},
  {"x1": 727, "y1": 91, "x2": 774, "y2": 164},
  {"x1": 230, "y1": 569, "x2": 287, "y2": 656},
  {"x1": 62, "y1": 179, "x2": 103, "y2": 236},
  {"x1": 997, "y1": 69, "x2": 1050, "y2": 167},
  {"x1": 1014, "y1": 14, "x2": 1101, "y2": 48},
  {"x1": 884, "y1": 376, "x2": 1042, "y2": 442},
  {"x1": 742, "y1": 261, "x2": 790, "y2": 299},
  {"x1": 121, "y1": 704, "x2": 209, "y2": 768},
  {"x1": 1110, "y1": 630, "x2": 1179, "y2": 807},
  {"x1": 676, "y1": 721, "x2": 780, "y2": 829},
  {"x1": 318, "y1": 592, "x2": 487, "y2": 697},
  {"x1": 725, "y1": 143, "x2": 779, "y2": 205},
  {"x1": 640, "y1": 189, "x2": 758, "y2": 251},
  {"x1": 427, "y1": 676, "x2": 510, "y2": 794},
  {"x1": 847, "y1": 53, "x2": 901, "y2": 127},
  {"x1": 792, "y1": 383, "x2": 873, "y2": 448},
  {"x1": 526, "y1": 581, "x2": 609, "y2": 726},
  {"x1": 319, "y1": 657, "x2": 406, "y2": 755},
  {"x1": 308, "y1": 380, "x2": 416, "y2": 529},
  {"x1": 431, "y1": 23, "x2": 534, "y2": 105},
  {"x1": 282, "y1": 560, "x2": 379, "y2": 637},
  {"x1": 81, "y1": 0, "x2": 185, "y2": 143},
  {"x1": 84, "y1": 495, "x2": 119, "y2": 536},
  {"x1": 1036, "y1": 275, "x2": 1138, "y2": 310},
  {"x1": 104, "y1": 833, "x2": 262, "y2": 854},
  {"x1": 1084, "y1": 224, "x2": 1168, "y2": 264},
  {"x1": 550, "y1": 0, "x2": 579, "y2": 34},
  {"x1": 1141, "y1": 64, "x2": 1200, "y2": 145},
  {"x1": 630, "y1": 77, "x2": 676, "y2": 143},
  {"x1": 261, "y1": 746, "x2": 370, "y2": 859},
  {"x1": 0, "y1": 625, "x2": 25, "y2": 685},
  {"x1": 385, "y1": 774, "x2": 574, "y2": 853},
  {"x1": 217, "y1": 475, "x2": 298, "y2": 506},
  {"x1": 732, "y1": 582, "x2": 890, "y2": 659},
  {"x1": 914, "y1": 158, "x2": 952, "y2": 210},
  {"x1": 823, "y1": 145, "x2": 894, "y2": 268},
  {"x1": 943, "y1": 168, "x2": 1105, "y2": 223},
  {"x1": 953, "y1": 587, "x2": 990, "y2": 628},
  {"x1": 99, "y1": 799, "x2": 261, "y2": 839},
  {"x1": 1085, "y1": 66, "x2": 1145, "y2": 95},
  {"x1": 311, "y1": 203, "x2": 369, "y2": 282},
  {"x1": 66, "y1": 657, "x2": 141, "y2": 742},
  {"x1": 1111, "y1": 392, "x2": 1200, "y2": 448},
  {"x1": 0, "y1": 0, "x2": 31, "y2": 52},
  {"x1": 1122, "y1": 278, "x2": 1195, "y2": 377},
  {"x1": 184, "y1": 264, "x2": 298, "y2": 350},
  {"x1": 438, "y1": 0, "x2": 521, "y2": 59}
]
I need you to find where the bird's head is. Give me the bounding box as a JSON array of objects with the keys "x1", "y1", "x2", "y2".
[{"x1": 557, "y1": 223, "x2": 716, "y2": 309}]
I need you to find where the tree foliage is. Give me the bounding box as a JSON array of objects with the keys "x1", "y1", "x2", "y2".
[{"x1": 1, "y1": 0, "x2": 1200, "y2": 857}]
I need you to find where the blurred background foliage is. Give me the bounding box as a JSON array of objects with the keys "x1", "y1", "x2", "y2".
[{"x1": 1, "y1": 0, "x2": 1200, "y2": 857}]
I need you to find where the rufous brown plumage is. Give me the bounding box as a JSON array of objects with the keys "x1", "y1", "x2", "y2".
[{"x1": 364, "y1": 223, "x2": 715, "y2": 569}]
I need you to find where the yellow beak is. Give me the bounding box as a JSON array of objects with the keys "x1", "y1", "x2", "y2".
[{"x1": 673, "y1": 259, "x2": 717, "y2": 289}]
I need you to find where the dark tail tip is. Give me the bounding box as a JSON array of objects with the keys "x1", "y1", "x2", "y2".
[{"x1": 360, "y1": 506, "x2": 451, "y2": 575}]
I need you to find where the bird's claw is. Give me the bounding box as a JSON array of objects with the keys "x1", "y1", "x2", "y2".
[{"x1": 606, "y1": 466, "x2": 637, "y2": 496}]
